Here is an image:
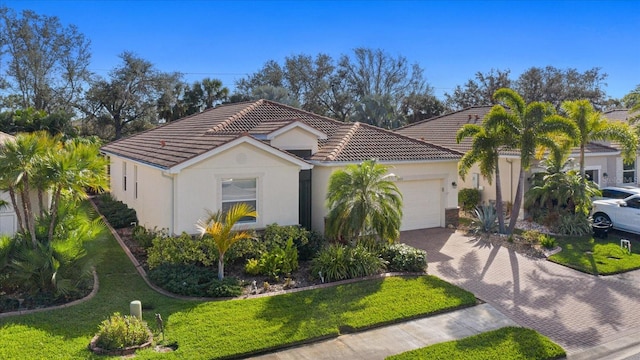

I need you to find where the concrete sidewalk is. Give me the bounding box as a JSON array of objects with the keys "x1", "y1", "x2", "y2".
[{"x1": 249, "y1": 303, "x2": 517, "y2": 360}]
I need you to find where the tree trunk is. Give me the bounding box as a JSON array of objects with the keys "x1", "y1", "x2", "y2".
[
  {"x1": 580, "y1": 143, "x2": 586, "y2": 178},
  {"x1": 47, "y1": 189, "x2": 62, "y2": 242},
  {"x1": 37, "y1": 189, "x2": 45, "y2": 218},
  {"x1": 507, "y1": 169, "x2": 526, "y2": 234},
  {"x1": 8, "y1": 187, "x2": 24, "y2": 233},
  {"x1": 218, "y1": 253, "x2": 225, "y2": 280},
  {"x1": 494, "y1": 157, "x2": 506, "y2": 234},
  {"x1": 19, "y1": 177, "x2": 37, "y2": 247}
]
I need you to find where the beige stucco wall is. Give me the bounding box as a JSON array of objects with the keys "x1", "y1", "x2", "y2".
[
  {"x1": 311, "y1": 160, "x2": 459, "y2": 234},
  {"x1": 456, "y1": 157, "x2": 521, "y2": 207},
  {"x1": 0, "y1": 191, "x2": 16, "y2": 236},
  {"x1": 174, "y1": 143, "x2": 301, "y2": 234},
  {"x1": 270, "y1": 127, "x2": 319, "y2": 154},
  {"x1": 109, "y1": 157, "x2": 174, "y2": 231}
]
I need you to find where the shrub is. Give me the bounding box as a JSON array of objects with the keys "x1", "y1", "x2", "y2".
[
  {"x1": 148, "y1": 263, "x2": 218, "y2": 297},
  {"x1": 458, "y1": 188, "x2": 481, "y2": 212},
  {"x1": 245, "y1": 238, "x2": 299, "y2": 280},
  {"x1": 94, "y1": 193, "x2": 137, "y2": 229},
  {"x1": 311, "y1": 244, "x2": 384, "y2": 282},
  {"x1": 261, "y1": 224, "x2": 325, "y2": 261},
  {"x1": 146, "y1": 233, "x2": 210, "y2": 269},
  {"x1": 539, "y1": 234, "x2": 557, "y2": 249},
  {"x1": 472, "y1": 203, "x2": 497, "y2": 233},
  {"x1": 132, "y1": 226, "x2": 166, "y2": 249},
  {"x1": 381, "y1": 243, "x2": 428, "y2": 272},
  {"x1": 223, "y1": 237, "x2": 265, "y2": 265},
  {"x1": 207, "y1": 277, "x2": 243, "y2": 297},
  {"x1": 521, "y1": 230, "x2": 542, "y2": 244},
  {"x1": 94, "y1": 312, "x2": 150, "y2": 350},
  {"x1": 554, "y1": 212, "x2": 591, "y2": 236}
]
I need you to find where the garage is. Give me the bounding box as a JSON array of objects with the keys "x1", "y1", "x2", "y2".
[{"x1": 397, "y1": 179, "x2": 442, "y2": 231}]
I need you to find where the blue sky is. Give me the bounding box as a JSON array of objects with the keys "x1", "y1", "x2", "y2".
[{"x1": 5, "y1": 0, "x2": 640, "y2": 100}]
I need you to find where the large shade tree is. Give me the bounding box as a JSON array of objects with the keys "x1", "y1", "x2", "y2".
[
  {"x1": 325, "y1": 159, "x2": 403, "y2": 243},
  {"x1": 485, "y1": 88, "x2": 577, "y2": 234},
  {"x1": 197, "y1": 203, "x2": 257, "y2": 280}
]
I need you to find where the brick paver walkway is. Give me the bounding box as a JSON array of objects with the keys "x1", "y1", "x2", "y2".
[{"x1": 401, "y1": 228, "x2": 640, "y2": 355}]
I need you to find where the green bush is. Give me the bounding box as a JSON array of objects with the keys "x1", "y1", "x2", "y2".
[
  {"x1": 146, "y1": 233, "x2": 210, "y2": 269},
  {"x1": 207, "y1": 277, "x2": 243, "y2": 297},
  {"x1": 94, "y1": 193, "x2": 137, "y2": 229},
  {"x1": 94, "y1": 312, "x2": 150, "y2": 350},
  {"x1": 458, "y1": 188, "x2": 481, "y2": 212},
  {"x1": 520, "y1": 230, "x2": 542, "y2": 244},
  {"x1": 381, "y1": 243, "x2": 428, "y2": 272},
  {"x1": 223, "y1": 236, "x2": 265, "y2": 265},
  {"x1": 554, "y1": 212, "x2": 591, "y2": 236},
  {"x1": 539, "y1": 234, "x2": 557, "y2": 249},
  {"x1": 148, "y1": 263, "x2": 218, "y2": 297},
  {"x1": 261, "y1": 224, "x2": 325, "y2": 260},
  {"x1": 132, "y1": 226, "x2": 166, "y2": 249},
  {"x1": 311, "y1": 244, "x2": 385, "y2": 282},
  {"x1": 245, "y1": 238, "x2": 299, "y2": 280}
]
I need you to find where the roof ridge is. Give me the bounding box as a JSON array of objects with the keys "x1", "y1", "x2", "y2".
[
  {"x1": 396, "y1": 105, "x2": 494, "y2": 130},
  {"x1": 207, "y1": 99, "x2": 264, "y2": 134},
  {"x1": 261, "y1": 99, "x2": 348, "y2": 126},
  {"x1": 358, "y1": 122, "x2": 464, "y2": 156},
  {"x1": 326, "y1": 122, "x2": 361, "y2": 161}
]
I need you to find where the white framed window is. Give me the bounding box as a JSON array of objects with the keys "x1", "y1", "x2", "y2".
[
  {"x1": 134, "y1": 165, "x2": 138, "y2": 199},
  {"x1": 221, "y1": 178, "x2": 257, "y2": 223},
  {"x1": 122, "y1": 162, "x2": 127, "y2": 191},
  {"x1": 623, "y1": 161, "x2": 636, "y2": 184}
]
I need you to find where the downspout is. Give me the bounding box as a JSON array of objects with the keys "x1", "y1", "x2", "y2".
[{"x1": 161, "y1": 171, "x2": 176, "y2": 235}]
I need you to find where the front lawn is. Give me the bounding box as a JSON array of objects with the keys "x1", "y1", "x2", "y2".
[
  {"x1": 0, "y1": 203, "x2": 476, "y2": 359},
  {"x1": 387, "y1": 327, "x2": 565, "y2": 360},
  {"x1": 548, "y1": 232, "x2": 640, "y2": 275}
]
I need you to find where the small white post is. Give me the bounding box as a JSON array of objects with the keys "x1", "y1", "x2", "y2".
[
  {"x1": 621, "y1": 239, "x2": 631, "y2": 254},
  {"x1": 130, "y1": 300, "x2": 142, "y2": 320}
]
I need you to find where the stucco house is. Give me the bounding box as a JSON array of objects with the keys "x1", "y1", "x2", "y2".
[
  {"x1": 100, "y1": 100, "x2": 463, "y2": 236},
  {"x1": 0, "y1": 131, "x2": 17, "y2": 236},
  {"x1": 601, "y1": 109, "x2": 640, "y2": 185},
  {"x1": 396, "y1": 106, "x2": 622, "y2": 210}
]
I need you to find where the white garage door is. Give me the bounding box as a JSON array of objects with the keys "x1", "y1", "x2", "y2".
[
  {"x1": 397, "y1": 179, "x2": 442, "y2": 231},
  {"x1": 0, "y1": 213, "x2": 16, "y2": 236}
]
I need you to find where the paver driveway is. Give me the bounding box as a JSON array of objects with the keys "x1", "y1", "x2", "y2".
[{"x1": 401, "y1": 228, "x2": 640, "y2": 356}]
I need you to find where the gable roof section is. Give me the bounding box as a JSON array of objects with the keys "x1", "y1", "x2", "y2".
[
  {"x1": 396, "y1": 105, "x2": 619, "y2": 157},
  {"x1": 603, "y1": 109, "x2": 634, "y2": 122},
  {"x1": 310, "y1": 122, "x2": 462, "y2": 163},
  {"x1": 102, "y1": 99, "x2": 461, "y2": 169}
]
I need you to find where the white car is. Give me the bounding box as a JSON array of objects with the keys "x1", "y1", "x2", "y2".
[
  {"x1": 598, "y1": 186, "x2": 640, "y2": 200},
  {"x1": 592, "y1": 195, "x2": 640, "y2": 234}
]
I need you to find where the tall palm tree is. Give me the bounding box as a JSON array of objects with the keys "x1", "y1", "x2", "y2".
[
  {"x1": 456, "y1": 120, "x2": 509, "y2": 234},
  {"x1": 196, "y1": 203, "x2": 257, "y2": 280},
  {"x1": 562, "y1": 99, "x2": 637, "y2": 178},
  {"x1": 325, "y1": 159, "x2": 403, "y2": 243},
  {"x1": 486, "y1": 89, "x2": 577, "y2": 234}
]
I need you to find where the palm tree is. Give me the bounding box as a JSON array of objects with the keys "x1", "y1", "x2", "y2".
[
  {"x1": 486, "y1": 89, "x2": 577, "y2": 234},
  {"x1": 196, "y1": 203, "x2": 257, "y2": 280},
  {"x1": 325, "y1": 159, "x2": 403, "y2": 243},
  {"x1": 43, "y1": 138, "x2": 109, "y2": 241},
  {"x1": 0, "y1": 131, "x2": 49, "y2": 246},
  {"x1": 562, "y1": 99, "x2": 638, "y2": 178},
  {"x1": 456, "y1": 121, "x2": 509, "y2": 233}
]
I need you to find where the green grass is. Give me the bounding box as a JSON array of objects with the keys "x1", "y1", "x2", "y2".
[
  {"x1": 0, "y1": 202, "x2": 476, "y2": 359},
  {"x1": 548, "y1": 232, "x2": 640, "y2": 275},
  {"x1": 387, "y1": 327, "x2": 566, "y2": 360}
]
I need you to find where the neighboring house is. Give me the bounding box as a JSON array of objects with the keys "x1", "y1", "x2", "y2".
[
  {"x1": 101, "y1": 100, "x2": 463, "y2": 236},
  {"x1": 0, "y1": 131, "x2": 17, "y2": 236},
  {"x1": 396, "y1": 106, "x2": 621, "y2": 210},
  {"x1": 601, "y1": 109, "x2": 640, "y2": 185}
]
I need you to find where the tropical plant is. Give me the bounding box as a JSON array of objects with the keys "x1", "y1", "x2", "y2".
[
  {"x1": 196, "y1": 203, "x2": 257, "y2": 280},
  {"x1": 325, "y1": 159, "x2": 403, "y2": 243},
  {"x1": 472, "y1": 203, "x2": 498, "y2": 233},
  {"x1": 485, "y1": 88, "x2": 578, "y2": 234},
  {"x1": 458, "y1": 188, "x2": 481, "y2": 212},
  {"x1": 94, "y1": 313, "x2": 151, "y2": 351},
  {"x1": 562, "y1": 99, "x2": 637, "y2": 177},
  {"x1": 311, "y1": 244, "x2": 385, "y2": 282},
  {"x1": 457, "y1": 119, "x2": 508, "y2": 233},
  {"x1": 555, "y1": 212, "x2": 591, "y2": 236}
]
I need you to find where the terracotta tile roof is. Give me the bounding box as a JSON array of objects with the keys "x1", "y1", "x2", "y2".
[
  {"x1": 310, "y1": 122, "x2": 462, "y2": 162},
  {"x1": 101, "y1": 100, "x2": 460, "y2": 169},
  {"x1": 396, "y1": 106, "x2": 619, "y2": 157}
]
